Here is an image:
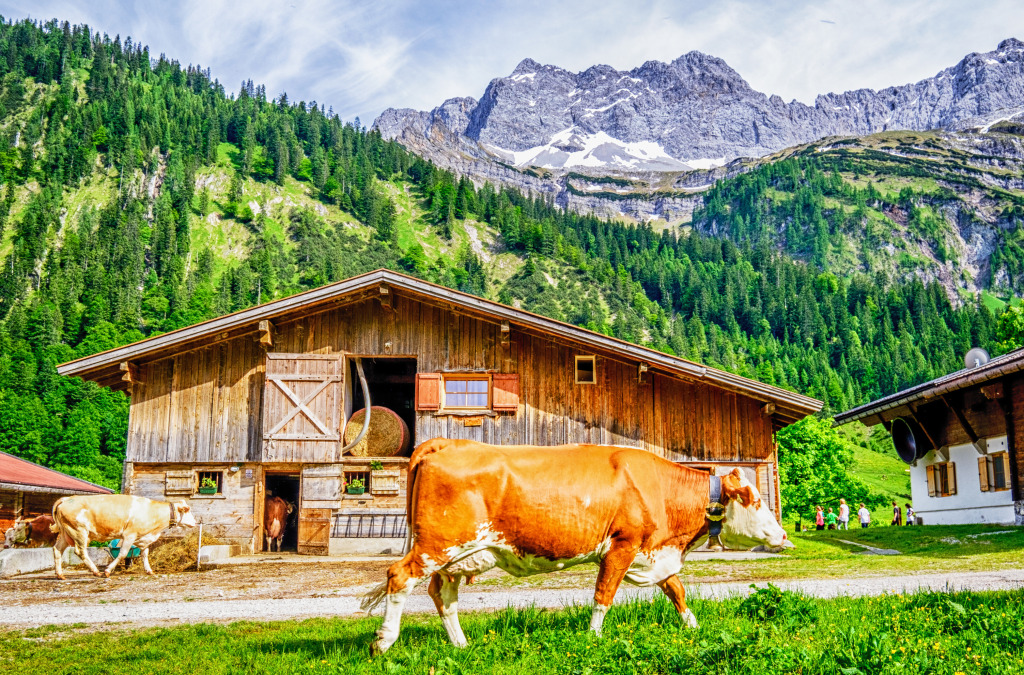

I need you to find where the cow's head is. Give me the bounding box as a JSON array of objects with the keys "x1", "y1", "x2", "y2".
[
  {"x1": 286, "y1": 501, "x2": 296, "y2": 516},
  {"x1": 173, "y1": 502, "x2": 198, "y2": 528},
  {"x1": 719, "y1": 469, "x2": 789, "y2": 550},
  {"x1": 4, "y1": 518, "x2": 28, "y2": 548}
]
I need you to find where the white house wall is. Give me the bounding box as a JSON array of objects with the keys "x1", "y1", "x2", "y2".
[{"x1": 910, "y1": 437, "x2": 1015, "y2": 525}]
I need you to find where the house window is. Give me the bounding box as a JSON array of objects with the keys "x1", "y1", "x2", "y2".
[
  {"x1": 344, "y1": 470, "x2": 370, "y2": 494},
  {"x1": 443, "y1": 375, "x2": 490, "y2": 409},
  {"x1": 979, "y1": 453, "x2": 1010, "y2": 492},
  {"x1": 197, "y1": 471, "x2": 223, "y2": 494},
  {"x1": 575, "y1": 355, "x2": 596, "y2": 384},
  {"x1": 926, "y1": 462, "x2": 957, "y2": 498}
]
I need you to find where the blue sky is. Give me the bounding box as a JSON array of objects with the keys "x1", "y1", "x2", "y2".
[{"x1": 3, "y1": 1, "x2": 1022, "y2": 124}]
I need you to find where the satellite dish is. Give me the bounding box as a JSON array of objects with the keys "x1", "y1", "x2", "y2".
[{"x1": 965, "y1": 347, "x2": 990, "y2": 370}]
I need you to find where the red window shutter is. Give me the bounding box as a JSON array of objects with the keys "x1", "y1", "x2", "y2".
[
  {"x1": 492, "y1": 373, "x2": 520, "y2": 412},
  {"x1": 415, "y1": 373, "x2": 441, "y2": 411}
]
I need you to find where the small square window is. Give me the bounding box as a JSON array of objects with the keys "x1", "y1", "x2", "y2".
[
  {"x1": 575, "y1": 356, "x2": 596, "y2": 384},
  {"x1": 345, "y1": 470, "x2": 370, "y2": 494},
  {"x1": 443, "y1": 376, "x2": 490, "y2": 409},
  {"x1": 197, "y1": 471, "x2": 223, "y2": 494}
]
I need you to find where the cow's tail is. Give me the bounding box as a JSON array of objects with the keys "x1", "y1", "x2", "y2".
[
  {"x1": 49, "y1": 498, "x2": 67, "y2": 534},
  {"x1": 360, "y1": 581, "x2": 388, "y2": 612}
]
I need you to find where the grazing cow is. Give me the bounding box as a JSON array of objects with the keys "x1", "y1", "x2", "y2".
[
  {"x1": 3, "y1": 515, "x2": 57, "y2": 549},
  {"x1": 363, "y1": 439, "x2": 789, "y2": 653},
  {"x1": 50, "y1": 494, "x2": 197, "y2": 579},
  {"x1": 264, "y1": 496, "x2": 295, "y2": 552}
]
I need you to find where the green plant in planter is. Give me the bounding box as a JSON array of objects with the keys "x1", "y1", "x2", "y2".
[
  {"x1": 370, "y1": 460, "x2": 384, "y2": 471},
  {"x1": 198, "y1": 476, "x2": 218, "y2": 494},
  {"x1": 346, "y1": 478, "x2": 366, "y2": 494}
]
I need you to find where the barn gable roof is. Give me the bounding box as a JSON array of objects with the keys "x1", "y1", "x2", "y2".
[
  {"x1": 57, "y1": 269, "x2": 821, "y2": 424},
  {"x1": 0, "y1": 451, "x2": 114, "y2": 495}
]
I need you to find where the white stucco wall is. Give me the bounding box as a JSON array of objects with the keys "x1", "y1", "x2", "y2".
[{"x1": 910, "y1": 437, "x2": 1016, "y2": 525}]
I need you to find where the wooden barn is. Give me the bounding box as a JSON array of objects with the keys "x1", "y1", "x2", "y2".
[
  {"x1": 57, "y1": 269, "x2": 821, "y2": 554},
  {"x1": 836, "y1": 347, "x2": 1024, "y2": 525},
  {"x1": 0, "y1": 451, "x2": 112, "y2": 533}
]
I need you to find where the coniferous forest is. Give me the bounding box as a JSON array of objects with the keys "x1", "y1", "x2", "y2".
[{"x1": 0, "y1": 18, "x2": 1019, "y2": 498}]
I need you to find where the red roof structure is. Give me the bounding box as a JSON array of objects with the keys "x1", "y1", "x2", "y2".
[{"x1": 0, "y1": 451, "x2": 113, "y2": 494}]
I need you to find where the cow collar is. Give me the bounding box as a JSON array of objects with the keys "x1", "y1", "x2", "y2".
[
  {"x1": 706, "y1": 475, "x2": 725, "y2": 550},
  {"x1": 168, "y1": 502, "x2": 180, "y2": 526}
]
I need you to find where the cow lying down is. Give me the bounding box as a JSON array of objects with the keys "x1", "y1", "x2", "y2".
[
  {"x1": 363, "y1": 439, "x2": 789, "y2": 653},
  {"x1": 50, "y1": 494, "x2": 197, "y2": 579}
]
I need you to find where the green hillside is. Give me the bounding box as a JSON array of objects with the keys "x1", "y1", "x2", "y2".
[{"x1": 0, "y1": 18, "x2": 1019, "y2": 499}]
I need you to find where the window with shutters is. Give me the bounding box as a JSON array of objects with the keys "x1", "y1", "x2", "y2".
[
  {"x1": 442, "y1": 374, "x2": 490, "y2": 410},
  {"x1": 979, "y1": 453, "x2": 1010, "y2": 492},
  {"x1": 926, "y1": 462, "x2": 957, "y2": 497}
]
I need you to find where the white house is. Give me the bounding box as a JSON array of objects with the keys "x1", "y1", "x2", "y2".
[{"x1": 836, "y1": 347, "x2": 1024, "y2": 526}]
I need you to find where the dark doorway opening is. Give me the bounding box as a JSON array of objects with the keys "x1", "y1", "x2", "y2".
[
  {"x1": 348, "y1": 357, "x2": 417, "y2": 453},
  {"x1": 264, "y1": 473, "x2": 300, "y2": 552}
]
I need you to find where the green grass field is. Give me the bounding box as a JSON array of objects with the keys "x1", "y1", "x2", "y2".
[{"x1": 4, "y1": 589, "x2": 1023, "y2": 674}]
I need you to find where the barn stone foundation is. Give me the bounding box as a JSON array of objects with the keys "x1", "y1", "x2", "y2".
[{"x1": 1015, "y1": 500, "x2": 1024, "y2": 526}]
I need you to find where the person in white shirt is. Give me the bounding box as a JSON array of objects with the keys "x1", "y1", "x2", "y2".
[
  {"x1": 838, "y1": 498, "x2": 850, "y2": 530},
  {"x1": 857, "y1": 503, "x2": 871, "y2": 528}
]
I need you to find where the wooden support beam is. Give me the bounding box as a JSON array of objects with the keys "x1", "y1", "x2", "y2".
[
  {"x1": 255, "y1": 320, "x2": 274, "y2": 348},
  {"x1": 940, "y1": 394, "x2": 985, "y2": 455},
  {"x1": 379, "y1": 283, "x2": 392, "y2": 309},
  {"x1": 638, "y1": 362, "x2": 649, "y2": 385},
  {"x1": 500, "y1": 320, "x2": 511, "y2": 347},
  {"x1": 761, "y1": 402, "x2": 776, "y2": 416},
  {"x1": 119, "y1": 361, "x2": 139, "y2": 385}
]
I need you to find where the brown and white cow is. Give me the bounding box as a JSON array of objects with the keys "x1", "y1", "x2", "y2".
[
  {"x1": 50, "y1": 494, "x2": 197, "y2": 579},
  {"x1": 362, "y1": 439, "x2": 789, "y2": 653},
  {"x1": 264, "y1": 496, "x2": 295, "y2": 552},
  {"x1": 3, "y1": 515, "x2": 57, "y2": 549}
]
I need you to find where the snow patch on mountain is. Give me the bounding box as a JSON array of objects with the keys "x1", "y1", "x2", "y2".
[{"x1": 484, "y1": 128, "x2": 689, "y2": 171}]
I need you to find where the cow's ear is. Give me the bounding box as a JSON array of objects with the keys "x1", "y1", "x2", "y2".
[
  {"x1": 721, "y1": 471, "x2": 756, "y2": 507},
  {"x1": 179, "y1": 503, "x2": 191, "y2": 513}
]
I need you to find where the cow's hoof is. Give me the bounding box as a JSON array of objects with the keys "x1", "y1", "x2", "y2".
[
  {"x1": 103, "y1": 571, "x2": 111, "y2": 578},
  {"x1": 681, "y1": 609, "x2": 699, "y2": 629}
]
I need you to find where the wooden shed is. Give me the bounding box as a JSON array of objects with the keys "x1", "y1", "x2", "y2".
[
  {"x1": 0, "y1": 451, "x2": 112, "y2": 533},
  {"x1": 57, "y1": 269, "x2": 821, "y2": 554},
  {"x1": 836, "y1": 347, "x2": 1024, "y2": 525}
]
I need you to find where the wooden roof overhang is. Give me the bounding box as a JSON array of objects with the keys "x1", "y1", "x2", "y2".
[
  {"x1": 58, "y1": 269, "x2": 822, "y2": 426},
  {"x1": 834, "y1": 347, "x2": 1024, "y2": 428}
]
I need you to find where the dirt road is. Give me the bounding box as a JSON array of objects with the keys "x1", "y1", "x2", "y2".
[{"x1": 2, "y1": 557, "x2": 1022, "y2": 629}]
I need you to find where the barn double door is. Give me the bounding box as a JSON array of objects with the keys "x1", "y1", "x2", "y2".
[{"x1": 262, "y1": 353, "x2": 346, "y2": 463}]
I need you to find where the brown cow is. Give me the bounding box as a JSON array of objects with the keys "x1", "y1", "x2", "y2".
[
  {"x1": 264, "y1": 496, "x2": 295, "y2": 552},
  {"x1": 362, "y1": 439, "x2": 789, "y2": 653},
  {"x1": 3, "y1": 515, "x2": 57, "y2": 548},
  {"x1": 51, "y1": 494, "x2": 197, "y2": 579}
]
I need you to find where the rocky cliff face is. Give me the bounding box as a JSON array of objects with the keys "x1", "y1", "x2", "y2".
[{"x1": 374, "y1": 39, "x2": 1024, "y2": 222}]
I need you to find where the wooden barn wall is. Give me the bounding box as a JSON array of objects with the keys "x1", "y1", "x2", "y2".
[
  {"x1": 126, "y1": 295, "x2": 776, "y2": 466},
  {"x1": 131, "y1": 464, "x2": 259, "y2": 544},
  {"x1": 268, "y1": 297, "x2": 775, "y2": 463},
  {"x1": 1011, "y1": 375, "x2": 1024, "y2": 498},
  {"x1": 126, "y1": 337, "x2": 264, "y2": 464}
]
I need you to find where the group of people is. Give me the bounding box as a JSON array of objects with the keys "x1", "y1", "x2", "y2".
[{"x1": 813, "y1": 499, "x2": 916, "y2": 530}]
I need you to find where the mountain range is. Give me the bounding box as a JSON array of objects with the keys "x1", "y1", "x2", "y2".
[{"x1": 374, "y1": 38, "x2": 1024, "y2": 218}]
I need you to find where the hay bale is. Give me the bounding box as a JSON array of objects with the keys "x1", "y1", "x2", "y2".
[
  {"x1": 344, "y1": 405, "x2": 410, "y2": 457},
  {"x1": 126, "y1": 531, "x2": 224, "y2": 574}
]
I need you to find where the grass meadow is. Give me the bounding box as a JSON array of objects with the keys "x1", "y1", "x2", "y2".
[{"x1": 4, "y1": 587, "x2": 1024, "y2": 674}]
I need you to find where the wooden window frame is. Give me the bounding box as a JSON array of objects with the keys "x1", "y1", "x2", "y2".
[
  {"x1": 979, "y1": 453, "x2": 1010, "y2": 492},
  {"x1": 575, "y1": 355, "x2": 597, "y2": 385},
  {"x1": 926, "y1": 462, "x2": 957, "y2": 498},
  {"x1": 344, "y1": 470, "x2": 371, "y2": 494},
  {"x1": 441, "y1": 374, "x2": 492, "y2": 411},
  {"x1": 196, "y1": 470, "x2": 223, "y2": 495}
]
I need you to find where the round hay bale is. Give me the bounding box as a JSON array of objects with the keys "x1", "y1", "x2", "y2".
[{"x1": 344, "y1": 405, "x2": 410, "y2": 457}]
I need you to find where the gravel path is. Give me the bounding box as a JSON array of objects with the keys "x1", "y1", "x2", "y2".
[{"x1": 3, "y1": 568, "x2": 1023, "y2": 628}]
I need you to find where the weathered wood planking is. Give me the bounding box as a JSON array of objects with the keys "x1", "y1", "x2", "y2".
[{"x1": 126, "y1": 293, "x2": 777, "y2": 467}]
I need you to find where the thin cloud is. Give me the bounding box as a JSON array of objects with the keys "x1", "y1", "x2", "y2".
[{"x1": 3, "y1": 0, "x2": 1023, "y2": 122}]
